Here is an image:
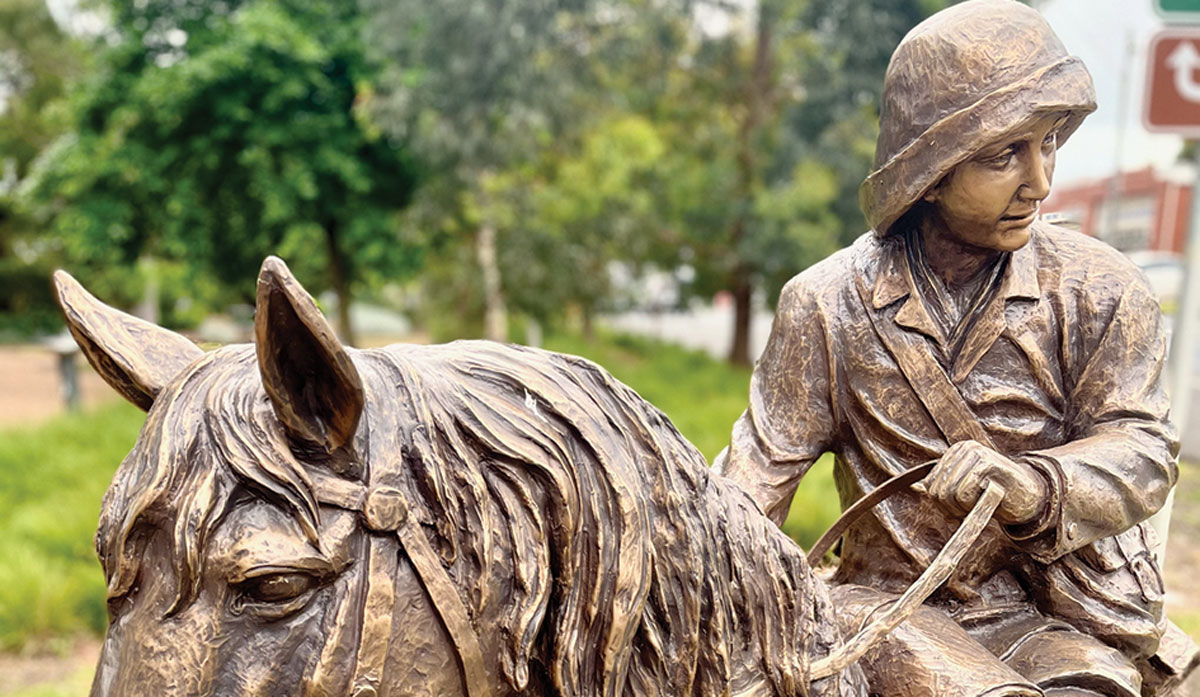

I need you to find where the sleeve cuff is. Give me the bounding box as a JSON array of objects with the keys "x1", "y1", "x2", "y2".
[{"x1": 1003, "y1": 454, "x2": 1063, "y2": 549}]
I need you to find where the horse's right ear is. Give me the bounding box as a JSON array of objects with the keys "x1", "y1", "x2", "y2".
[
  {"x1": 53, "y1": 270, "x2": 204, "y2": 411},
  {"x1": 255, "y1": 256, "x2": 364, "y2": 458}
]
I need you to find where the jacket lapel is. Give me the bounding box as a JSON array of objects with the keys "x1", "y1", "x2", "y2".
[
  {"x1": 860, "y1": 243, "x2": 992, "y2": 447},
  {"x1": 871, "y1": 241, "x2": 944, "y2": 344},
  {"x1": 859, "y1": 231, "x2": 1044, "y2": 444},
  {"x1": 950, "y1": 238, "x2": 1040, "y2": 383}
]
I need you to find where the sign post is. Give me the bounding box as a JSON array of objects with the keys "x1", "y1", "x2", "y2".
[{"x1": 1144, "y1": 28, "x2": 1200, "y2": 560}]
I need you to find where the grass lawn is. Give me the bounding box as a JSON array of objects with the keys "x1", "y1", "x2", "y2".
[
  {"x1": 0, "y1": 401, "x2": 143, "y2": 652},
  {"x1": 0, "y1": 332, "x2": 841, "y2": 657}
]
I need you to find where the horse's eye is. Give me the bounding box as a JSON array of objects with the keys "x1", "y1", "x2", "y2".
[{"x1": 241, "y1": 572, "x2": 317, "y2": 603}]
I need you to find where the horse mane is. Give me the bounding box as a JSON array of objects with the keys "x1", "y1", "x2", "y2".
[
  {"x1": 97, "y1": 340, "x2": 841, "y2": 696},
  {"x1": 367, "y1": 341, "x2": 841, "y2": 697}
]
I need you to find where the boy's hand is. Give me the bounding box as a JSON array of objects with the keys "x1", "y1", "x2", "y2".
[{"x1": 924, "y1": 440, "x2": 1048, "y2": 525}]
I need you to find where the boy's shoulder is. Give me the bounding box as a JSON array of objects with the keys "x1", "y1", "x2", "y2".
[
  {"x1": 1029, "y1": 221, "x2": 1153, "y2": 294},
  {"x1": 778, "y1": 232, "x2": 881, "y2": 311}
]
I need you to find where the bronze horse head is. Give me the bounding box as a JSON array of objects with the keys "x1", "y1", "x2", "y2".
[{"x1": 56, "y1": 257, "x2": 868, "y2": 697}]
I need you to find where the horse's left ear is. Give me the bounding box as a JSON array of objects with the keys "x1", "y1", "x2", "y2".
[
  {"x1": 255, "y1": 256, "x2": 364, "y2": 457},
  {"x1": 53, "y1": 270, "x2": 204, "y2": 411}
]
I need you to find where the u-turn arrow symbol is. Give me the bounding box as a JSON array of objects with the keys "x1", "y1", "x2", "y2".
[{"x1": 1168, "y1": 40, "x2": 1200, "y2": 103}]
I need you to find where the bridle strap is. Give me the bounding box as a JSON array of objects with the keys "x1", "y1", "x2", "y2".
[
  {"x1": 306, "y1": 467, "x2": 490, "y2": 697},
  {"x1": 395, "y1": 513, "x2": 490, "y2": 695},
  {"x1": 351, "y1": 535, "x2": 399, "y2": 697}
]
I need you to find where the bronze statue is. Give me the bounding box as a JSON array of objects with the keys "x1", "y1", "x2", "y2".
[
  {"x1": 57, "y1": 257, "x2": 886, "y2": 696},
  {"x1": 716, "y1": 1, "x2": 1200, "y2": 696}
]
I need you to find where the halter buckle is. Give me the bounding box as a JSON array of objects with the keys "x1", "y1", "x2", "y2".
[{"x1": 362, "y1": 486, "x2": 407, "y2": 532}]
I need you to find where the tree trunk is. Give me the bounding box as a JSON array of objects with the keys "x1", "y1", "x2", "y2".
[
  {"x1": 581, "y1": 305, "x2": 595, "y2": 341},
  {"x1": 729, "y1": 255, "x2": 753, "y2": 367},
  {"x1": 324, "y1": 220, "x2": 356, "y2": 347},
  {"x1": 727, "y1": 18, "x2": 773, "y2": 366},
  {"x1": 476, "y1": 222, "x2": 508, "y2": 342}
]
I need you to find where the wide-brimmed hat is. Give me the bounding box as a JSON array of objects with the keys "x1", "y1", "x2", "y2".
[{"x1": 860, "y1": 0, "x2": 1096, "y2": 237}]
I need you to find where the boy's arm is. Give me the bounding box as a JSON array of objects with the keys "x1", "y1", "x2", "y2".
[
  {"x1": 1011, "y1": 278, "x2": 1178, "y2": 562},
  {"x1": 714, "y1": 277, "x2": 836, "y2": 526}
]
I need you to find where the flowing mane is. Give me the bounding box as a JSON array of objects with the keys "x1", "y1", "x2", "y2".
[{"x1": 96, "y1": 339, "x2": 851, "y2": 696}]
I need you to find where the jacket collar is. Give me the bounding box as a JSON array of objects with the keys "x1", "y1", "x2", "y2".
[
  {"x1": 871, "y1": 227, "x2": 1041, "y2": 312},
  {"x1": 870, "y1": 227, "x2": 1042, "y2": 380}
]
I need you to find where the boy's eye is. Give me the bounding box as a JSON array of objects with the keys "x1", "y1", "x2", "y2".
[{"x1": 982, "y1": 148, "x2": 1015, "y2": 167}]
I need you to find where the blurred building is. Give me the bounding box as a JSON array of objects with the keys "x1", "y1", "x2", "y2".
[
  {"x1": 1043, "y1": 166, "x2": 1195, "y2": 308},
  {"x1": 1042, "y1": 165, "x2": 1193, "y2": 255}
]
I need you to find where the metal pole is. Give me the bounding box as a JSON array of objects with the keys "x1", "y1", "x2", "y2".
[{"x1": 1104, "y1": 29, "x2": 1136, "y2": 245}]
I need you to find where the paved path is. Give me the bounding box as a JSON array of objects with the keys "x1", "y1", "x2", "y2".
[
  {"x1": 0, "y1": 345, "x2": 115, "y2": 427},
  {"x1": 603, "y1": 304, "x2": 775, "y2": 362}
]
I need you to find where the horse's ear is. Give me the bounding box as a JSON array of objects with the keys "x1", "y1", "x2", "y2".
[
  {"x1": 52, "y1": 270, "x2": 204, "y2": 411},
  {"x1": 255, "y1": 256, "x2": 364, "y2": 456}
]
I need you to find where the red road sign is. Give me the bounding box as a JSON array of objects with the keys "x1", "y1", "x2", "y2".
[{"x1": 1145, "y1": 29, "x2": 1200, "y2": 137}]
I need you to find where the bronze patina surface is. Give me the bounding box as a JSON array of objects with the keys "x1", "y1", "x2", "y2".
[
  {"x1": 718, "y1": 1, "x2": 1200, "y2": 695},
  {"x1": 58, "y1": 257, "x2": 876, "y2": 697}
]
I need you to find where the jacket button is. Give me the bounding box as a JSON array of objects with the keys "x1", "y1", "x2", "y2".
[{"x1": 1066, "y1": 522, "x2": 1078, "y2": 540}]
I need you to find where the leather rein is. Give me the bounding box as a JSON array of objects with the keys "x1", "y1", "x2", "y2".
[{"x1": 804, "y1": 461, "x2": 1006, "y2": 679}]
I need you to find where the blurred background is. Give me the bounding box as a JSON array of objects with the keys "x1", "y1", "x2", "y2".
[{"x1": 3, "y1": 0, "x2": 1200, "y2": 694}]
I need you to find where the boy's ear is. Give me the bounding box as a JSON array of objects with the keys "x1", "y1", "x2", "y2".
[
  {"x1": 53, "y1": 270, "x2": 203, "y2": 411},
  {"x1": 923, "y1": 180, "x2": 943, "y2": 204}
]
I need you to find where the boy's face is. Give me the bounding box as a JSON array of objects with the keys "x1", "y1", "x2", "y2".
[{"x1": 923, "y1": 112, "x2": 1068, "y2": 252}]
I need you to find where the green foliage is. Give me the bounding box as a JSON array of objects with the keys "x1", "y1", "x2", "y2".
[
  {"x1": 0, "y1": 0, "x2": 86, "y2": 340},
  {"x1": 0, "y1": 258, "x2": 60, "y2": 340},
  {"x1": 792, "y1": 0, "x2": 954, "y2": 245},
  {"x1": 24, "y1": 0, "x2": 417, "y2": 334},
  {"x1": 0, "y1": 0, "x2": 83, "y2": 176},
  {"x1": 0, "y1": 402, "x2": 144, "y2": 651},
  {"x1": 364, "y1": 0, "x2": 648, "y2": 337}
]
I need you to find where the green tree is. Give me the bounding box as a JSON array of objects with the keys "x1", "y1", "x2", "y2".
[
  {"x1": 26, "y1": 0, "x2": 416, "y2": 343},
  {"x1": 0, "y1": 0, "x2": 85, "y2": 336},
  {"x1": 646, "y1": 0, "x2": 952, "y2": 365},
  {"x1": 792, "y1": 0, "x2": 953, "y2": 246},
  {"x1": 621, "y1": 1, "x2": 841, "y2": 365},
  {"x1": 362, "y1": 0, "x2": 691, "y2": 341}
]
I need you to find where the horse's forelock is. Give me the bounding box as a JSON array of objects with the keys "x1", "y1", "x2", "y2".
[{"x1": 97, "y1": 346, "x2": 321, "y2": 613}]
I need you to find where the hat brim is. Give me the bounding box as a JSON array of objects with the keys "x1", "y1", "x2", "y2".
[{"x1": 860, "y1": 56, "x2": 1097, "y2": 237}]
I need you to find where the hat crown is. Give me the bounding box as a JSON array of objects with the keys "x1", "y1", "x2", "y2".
[{"x1": 876, "y1": 0, "x2": 1070, "y2": 170}]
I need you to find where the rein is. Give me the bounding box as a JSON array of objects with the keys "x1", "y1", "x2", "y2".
[
  {"x1": 304, "y1": 466, "x2": 490, "y2": 697},
  {"x1": 804, "y1": 464, "x2": 1006, "y2": 680}
]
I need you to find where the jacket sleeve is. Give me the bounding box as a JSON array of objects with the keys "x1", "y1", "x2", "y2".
[
  {"x1": 714, "y1": 277, "x2": 837, "y2": 526},
  {"x1": 1011, "y1": 276, "x2": 1179, "y2": 563}
]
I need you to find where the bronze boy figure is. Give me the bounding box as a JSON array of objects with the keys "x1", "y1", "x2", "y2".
[{"x1": 717, "y1": 1, "x2": 1200, "y2": 695}]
